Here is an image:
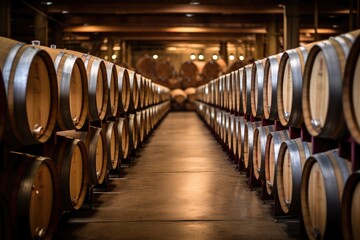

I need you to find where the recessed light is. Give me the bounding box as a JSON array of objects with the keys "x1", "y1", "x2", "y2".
[
  {"x1": 190, "y1": 1, "x2": 200, "y2": 5},
  {"x1": 41, "y1": 1, "x2": 53, "y2": 5},
  {"x1": 61, "y1": 10, "x2": 69, "y2": 14},
  {"x1": 186, "y1": 14, "x2": 194, "y2": 17}
]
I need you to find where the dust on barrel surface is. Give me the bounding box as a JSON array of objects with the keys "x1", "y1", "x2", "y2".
[
  {"x1": 4, "y1": 152, "x2": 59, "y2": 239},
  {"x1": 303, "y1": 31, "x2": 360, "y2": 139},
  {"x1": 116, "y1": 65, "x2": 130, "y2": 114},
  {"x1": 53, "y1": 135, "x2": 88, "y2": 211},
  {"x1": 37, "y1": 45, "x2": 88, "y2": 130},
  {"x1": 343, "y1": 32, "x2": 360, "y2": 144},
  {"x1": 275, "y1": 138, "x2": 311, "y2": 215},
  {"x1": 264, "y1": 130, "x2": 290, "y2": 195},
  {"x1": 277, "y1": 46, "x2": 309, "y2": 127},
  {"x1": 301, "y1": 149, "x2": 352, "y2": 240},
  {"x1": 263, "y1": 53, "x2": 282, "y2": 120},
  {"x1": 0, "y1": 37, "x2": 58, "y2": 145},
  {"x1": 341, "y1": 170, "x2": 360, "y2": 240}
]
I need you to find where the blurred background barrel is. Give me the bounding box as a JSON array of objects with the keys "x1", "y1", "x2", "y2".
[
  {"x1": 0, "y1": 37, "x2": 58, "y2": 146},
  {"x1": 179, "y1": 61, "x2": 199, "y2": 88},
  {"x1": 250, "y1": 59, "x2": 265, "y2": 118},
  {"x1": 105, "y1": 61, "x2": 119, "y2": 118}
]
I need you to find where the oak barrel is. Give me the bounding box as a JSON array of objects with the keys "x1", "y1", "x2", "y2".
[
  {"x1": 127, "y1": 70, "x2": 140, "y2": 112},
  {"x1": 36, "y1": 45, "x2": 89, "y2": 131},
  {"x1": 341, "y1": 170, "x2": 360, "y2": 240},
  {"x1": 0, "y1": 37, "x2": 58, "y2": 145},
  {"x1": 263, "y1": 53, "x2": 282, "y2": 120},
  {"x1": 276, "y1": 138, "x2": 311, "y2": 215},
  {"x1": 277, "y1": 46, "x2": 309, "y2": 127},
  {"x1": 236, "y1": 116, "x2": 246, "y2": 163},
  {"x1": 116, "y1": 66, "x2": 130, "y2": 114},
  {"x1": 242, "y1": 64, "x2": 253, "y2": 114},
  {"x1": 128, "y1": 113, "x2": 139, "y2": 151},
  {"x1": 179, "y1": 60, "x2": 199, "y2": 86},
  {"x1": 184, "y1": 87, "x2": 196, "y2": 104},
  {"x1": 235, "y1": 68, "x2": 243, "y2": 114},
  {"x1": 251, "y1": 59, "x2": 265, "y2": 118},
  {"x1": 105, "y1": 61, "x2": 119, "y2": 117},
  {"x1": 117, "y1": 117, "x2": 130, "y2": 160},
  {"x1": 136, "y1": 73, "x2": 145, "y2": 109},
  {"x1": 243, "y1": 121, "x2": 261, "y2": 169},
  {"x1": 66, "y1": 50, "x2": 109, "y2": 121},
  {"x1": 3, "y1": 152, "x2": 59, "y2": 239},
  {"x1": 343, "y1": 32, "x2": 360, "y2": 144},
  {"x1": 252, "y1": 125, "x2": 275, "y2": 180},
  {"x1": 171, "y1": 88, "x2": 187, "y2": 104},
  {"x1": 104, "y1": 121, "x2": 120, "y2": 171},
  {"x1": 202, "y1": 60, "x2": 221, "y2": 83},
  {"x1": 53, "y1": 135, "x2": 88, "y2": 211},
  {"x1": 303, "y1": 30, "x2": 360, "y2": 139},
  {"x1": 301, "y1": 149, "x2": 351, "y2": 240},
  {"x1": 264, "y1": 130, "x2": 290, "y2": 196}
]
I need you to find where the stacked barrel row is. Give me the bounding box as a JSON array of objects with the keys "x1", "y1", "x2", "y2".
[
  {"x1": 196, "y1": 29, "x2": 360, "y2": 240},
  {"x1": 0, "y1": 36, "x2": 171, "y2": 239}
]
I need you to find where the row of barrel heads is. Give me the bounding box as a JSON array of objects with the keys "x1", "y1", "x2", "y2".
[
  {"x1": 0, "y1": 36, "x2": 171, "y2": 147},
  {"x1": 197, "y1": 103, "x2": 359, "y2": 240},
  {"x1": 0, "y1": 101, "x2": 171, "y2": 240},
  {"x1": 196, "y1": 29, "x2": 360, "y2": 144}
]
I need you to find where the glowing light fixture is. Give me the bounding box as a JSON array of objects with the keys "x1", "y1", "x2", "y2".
[
  {"x1": 229, "y1": 54, "x2": 235, "y2": 61},
  {"x1": 212, "y1": 54, "x2": 218, "y2": 61},
  {"x1": 239, "y1": 55, "x2": 245, "y2": 61},
  {"x1": 153, "y1": 54, "x2": 159, "y2": 59},
  {"x1": 112, "y1": 54, "x2": 117, "y2": 60},
  {"x1": 198, "y1": 53, "x2": 204, "y2": 61},
  {"x1": 190, "y1": 53, "x2": 196, "y2": 60}
]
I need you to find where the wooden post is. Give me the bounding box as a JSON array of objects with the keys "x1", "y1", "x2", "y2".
[
  {"x1": 283, "y1": 0, "x2": 299, "y2": 50},
  {"x1": 267, "y1": 15, "x2": 278, "y2": 56},
  {"x1": 34, "y1": 11, "x2": 48, "y2": 46},
  {"x1": 0, "y1": 0, "x2": 11, "y2": 37},
  {"x1": 219, "y1": 41, "x2": 228, "y2": 64}
]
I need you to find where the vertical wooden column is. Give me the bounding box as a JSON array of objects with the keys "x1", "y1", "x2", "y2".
[
  {"x1": 34, "y1": 11, "x2": 48, "y2": 46},
  {"x1": 120, "y1": 40, "x2": 127, "y2": 64},
  {"x1": 126, "y1": 42, "x2": 133, "y2": 67},
  {"x1": 219, "y1": 41, "x2": 228, "y2": 64},
  {"x1": 267, "y1": 15, "x2": 278, "y2": 56},
  {"x1": 283, "y1": 0, "x2": 299, "y2": 50},
  {"x1": 255, "y1": 34, "x2": 265, "y2": 59},
  {"x1": 0, "y1": 0, "x2": 11, "y2": 37}
]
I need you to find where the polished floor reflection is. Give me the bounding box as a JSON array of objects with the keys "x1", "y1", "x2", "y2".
[{"x1": 55, "y1": 112, "x2": 301, "y2": 240}]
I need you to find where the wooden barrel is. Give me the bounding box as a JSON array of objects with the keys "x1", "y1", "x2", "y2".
[
  {"x1": 104, "y1": 121, "x2": 120, "y2": 171},
  {"x1": 136, "y1": 55, "x2": 157, "y2": 80},
  {"x1": 242, "y1": 64, "x2": 253, "y2": 114},
  {"x1": 252, "y1": 125, "x2": 275, "y2": 180},
  {"x1": 226, "y1": 73, "x2": 233, "y2": 111},
  {"x1": 277, "y1": 46, "x2": 309, "y2": 127},
  {"x1": 303, "y1": 30, "x2": 360, "y2": 139},
  {"x1": 214, "y1": 78, "x2": 220, "y2": 107},
  {"x1": 251, "y1": 59, "x2": 265, "y2": 118},
  {"x1": 144, "y1": 78, "x2": 151, "y2": 108},
  {"x1": 116, "y1": 66, "x2": 130, "y2": 114},
  {"x1": 127, "y1": 70, "x2": 139, "y2": 112},
  {"x1": 243, "y1": 121, "x2": 261, "y2": 169},
  {"x1": 0, "y1": 37, "x2": 58, "y2": 145},
  {"x1": 231, "y1": 115, "x2": 239, "y2": 158},
  {"x1": 105, "y1": 61, "x2": 119, "y2": 117},
  {"x1": 236, "y1": 68, "x2": 243, "y2": 114},
  {"x1": 128, "y1": 113, "x2": 139, "y2": 151},
  {"x1": 136, "y1": 73, "x2": 145, "y2": 109},
  {"x1": 3, "y1": 152, "x2": 59, "y2": 239},
  {"x1": 171, "y1": 89, "x2": 187, "y2": 104},
  {"x1": 236, "y1": 116, "x2": 246, "y2": 162},
  {"x1": 155, "y1": 59, "x2": 176, "y2": 82},
  {"x1": 179, "y1": 60, "x2": 199, "y2": 85},
  {"x1": 276, "y1": 138, "x2": 311, "y2": 214},
  {"x1": 264, "y1": 130, "x2": 290, "y2": 195},
  {"x1": 341, "y1": 170, "x2": 360, "y2": 240},
  {"x1": 230, "y1": 70, "x2": 238, "y2": 113},
  {"x1": 36, "y1": 45, "x2": 89, "y2": 131},
  {"x1": 53, "y1": 135, "x2": 88, "y2": 211},
  {"x1": 263, "y1": 53, "x2": 282, "y2": 120},
  {"x1": 184, "y1": 87, "x2": 196, "y2": 104},
  {"x1": 225, "y1": 112, "x2": 232, "y2": 148},
  {"x1": 202, "y1": 60, "x2": 221, "y2": 83},
  {"x1": 343, "y1": 32, "x2": 360, "y2": 144},
  {"x1": 117, "y1": 117, "x2": 130, "y2": 160},
  {"x1": 218, "y1": 75, "x2": 225, "y2": 109},
  {"x1": 301, "y1": 149, "x2": 351, "y2": 240},
  {"x1": 65, "y1": 50, "x2": 109, "y2": 121},
  {"x1": 136, "y1": 111, "x2": 145, "y2": 144},
  {"x1": 0, "y1": 67, "x2": 6, "y2": 141}
]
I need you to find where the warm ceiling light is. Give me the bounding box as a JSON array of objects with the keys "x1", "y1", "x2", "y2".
[
  {"x1": 185, "y1": 14, "x2": 194, "y2": 17},
  {"x1": 190, "y1": 53, "x2": 196, "y2": 60},
  {"x1": 61, "y1": 10, "x2": 69, "y2": 14},
  {"x1": 229, "y1": 54, "x2": 235, "y2": 61},
  {"x1": 104, "y1": 56, "x2": 108, "y2": 60},
  {"x1": 198, "y1": 54, "x2": 204, "y2": 61},
  {"x1": 41, "y1": 1, "x2": 53, "y2": 5},
  {"x1": 112, "y1": 54, "x2": 117, "y2": 60},
  {"x1": 113, "y1": 43, "x2": 121, "y2": 51},
  {"x1": 190, "y1": 1, "x2": 200, "y2": 5},
  {"x1": 100, "y1": 44, "x2": 108, "y2": 51},
  {"x1": 153, "y1": 54, "x2": 159, "y2": 60},
  {"x1": 212, "y1": 54, "x2": 218, "y2": 61},
  {"x1": 239, "y1": 55, "x2": 245, "y2": 61}
]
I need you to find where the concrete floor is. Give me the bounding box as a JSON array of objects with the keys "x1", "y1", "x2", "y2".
[{"x1": 54, "y1": 112, "x2": 303, "y2": 240}]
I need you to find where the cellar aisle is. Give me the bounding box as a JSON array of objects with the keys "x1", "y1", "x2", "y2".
[{"x1": 54, "y1": 112, "x2": 301, "y2": 240}]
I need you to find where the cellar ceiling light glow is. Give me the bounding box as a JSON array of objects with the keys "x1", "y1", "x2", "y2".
[
  {"x1": 212, "y1": 54, "x2": 218, "y2": 61},
  {"x1": 112, "y1": 54, "x2": 117, "y2": 60},
  {"x1": 198, "y1": 54, "x2": 204, "y2": 61},
  {"x1": 190, "y1": 1, "x2": 200, "y2": 5},
  {"x1": 239, "y1": 55, "x2": 245, "y2": 61},
  {"x1": 153, "y1": 54, "x2": 159, "y2": 59},
  {"x1": 229, "y1": 54, "x2": 235, "y2": 61},
  {"x1": 190, "y1": 53, "x2": 196, "y2": 60},
  {"x1": 61, "y1": 10, "x2": 69, "y2": 14},
  {"x1": 186, "y1": 14, "x2": 194, "y2": 17},
  {"x1": 41, "y1": 1, "x2": 53, "y2": 5}
]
